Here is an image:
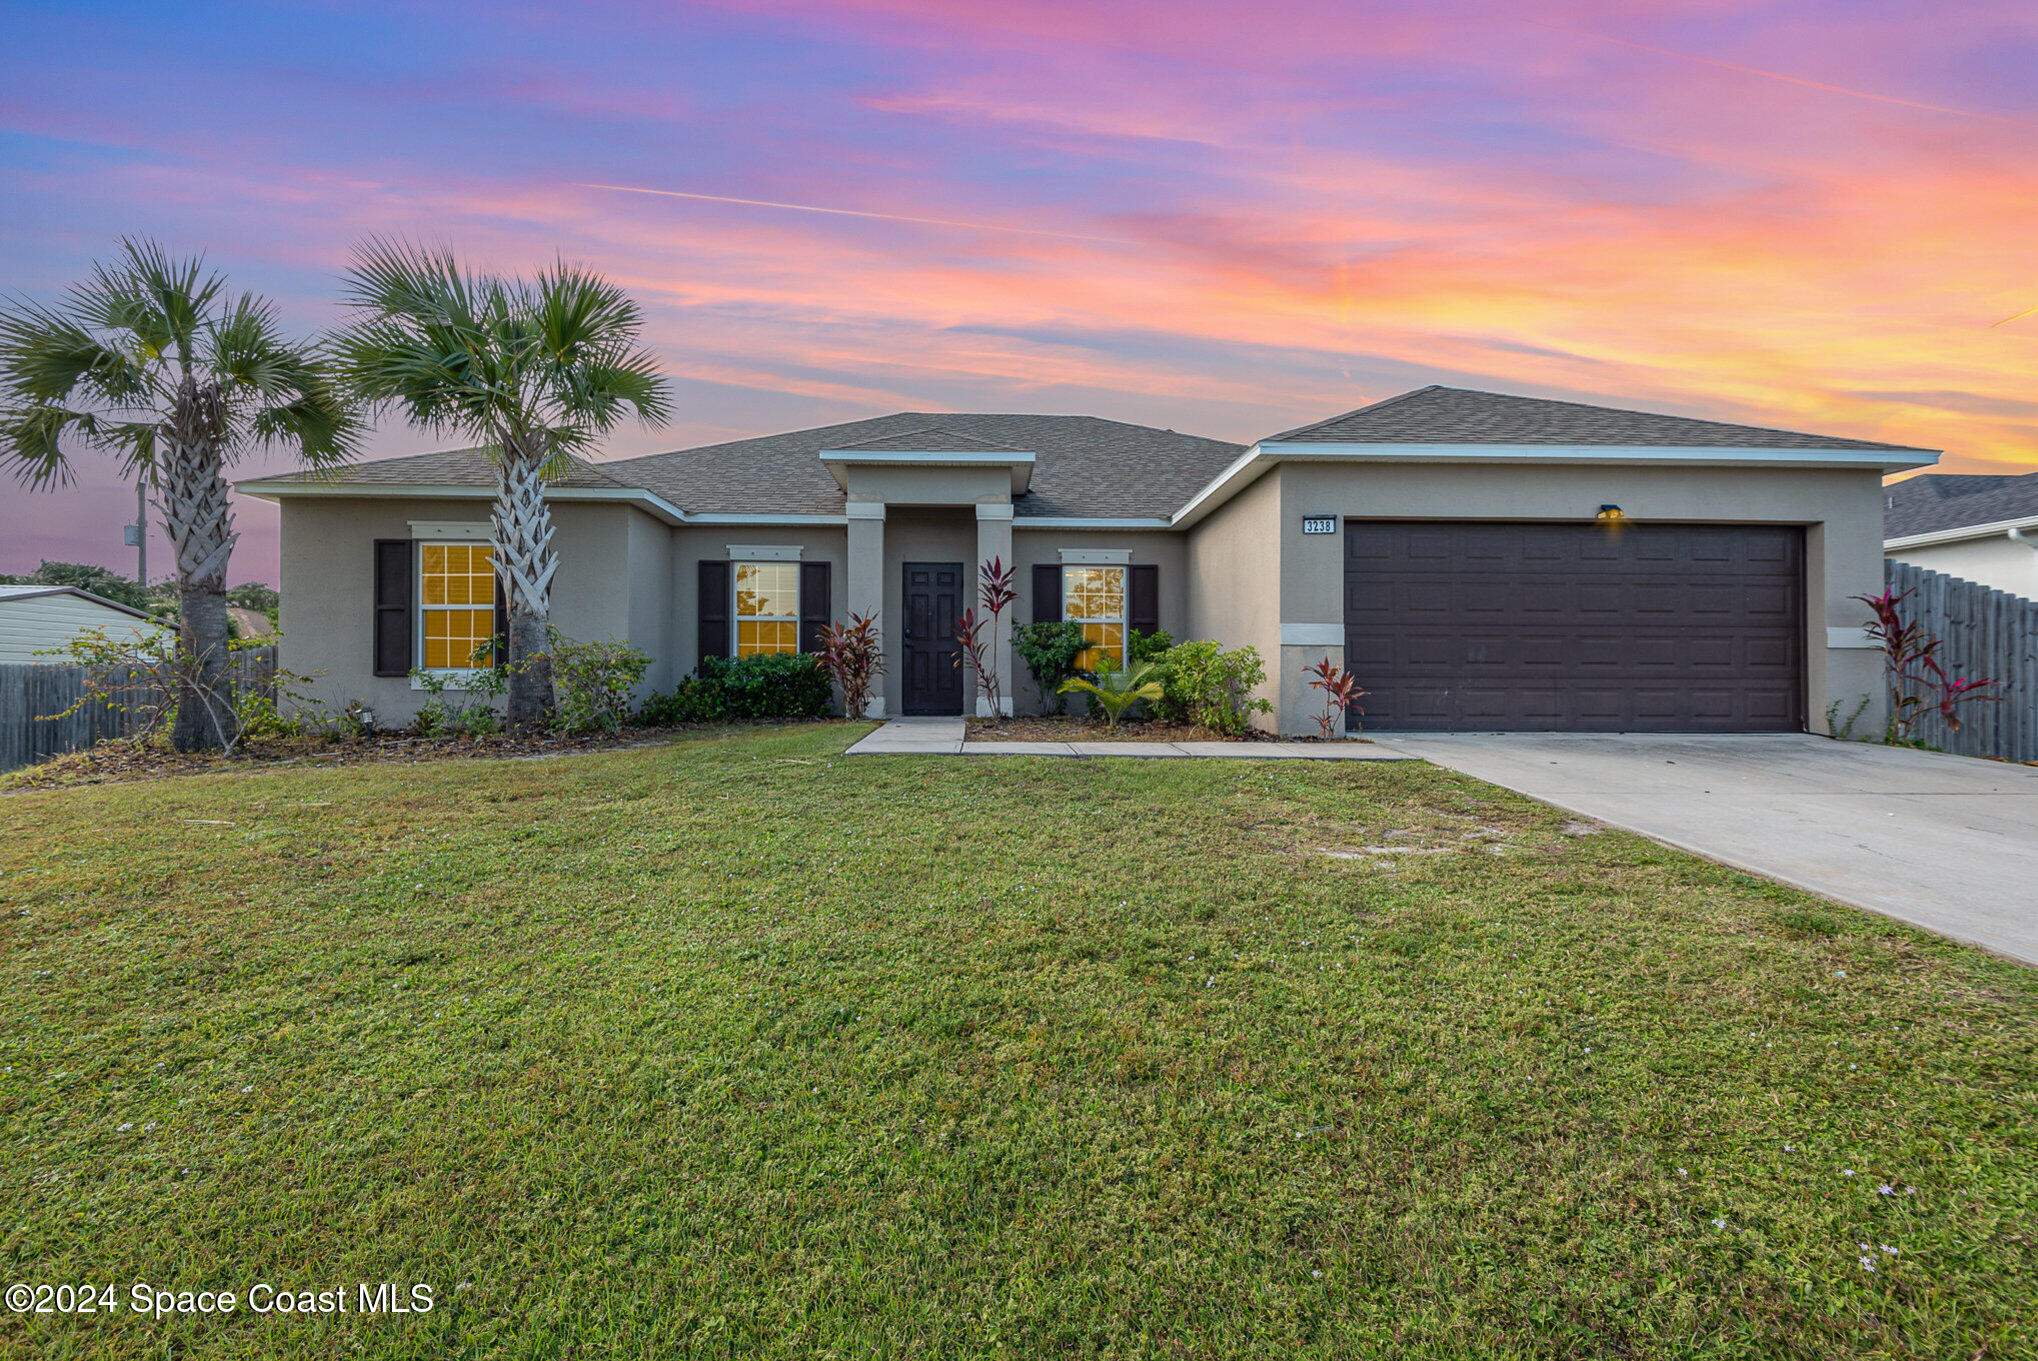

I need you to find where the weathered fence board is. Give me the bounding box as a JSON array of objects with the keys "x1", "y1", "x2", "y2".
[
  {"x1": 0, "y1": 647, "x2": 276, "y2": 773},
  {"x1": 1885, "y1": 560, "x2": 2038, "y2": 763}
]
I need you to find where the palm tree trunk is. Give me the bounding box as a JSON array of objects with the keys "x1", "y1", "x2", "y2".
[
  {"x1": 493, "y1": 442, "x2": 558, "y2": 729},
  {"x1": 159, "y1": 423, "x2": 237, "y2": 752}
]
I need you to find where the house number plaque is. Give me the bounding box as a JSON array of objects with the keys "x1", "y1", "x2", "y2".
[{"x1": 1300, "y1": 516, "x2": 1337, "y2": 535}]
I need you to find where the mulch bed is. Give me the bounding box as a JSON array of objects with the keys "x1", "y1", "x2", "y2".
[
  {"x1": 0, "y1": 723, "x2": 788, "y2": 792},
  {"x1": 965, "y1": 716, "x2": 1259, "y2": 744}
]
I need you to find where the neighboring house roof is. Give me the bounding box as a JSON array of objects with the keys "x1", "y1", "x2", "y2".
[
  {"x1": 1265, "y1": 385, "x2": 1923, "y2": 451},
  {"x1": 1885, "y1": 470, "x2": 2038, "y2": 541},
  {"x1": 0, "y1": 585, "x2": 166, "y2": 623},
  {"x1": 614, "y1": 413, "x2": 1245, "y2": 518}
]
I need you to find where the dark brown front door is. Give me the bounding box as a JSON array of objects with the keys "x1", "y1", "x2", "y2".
[
  {"x1": 1344, "y1": 521, "x2": 1805, "y2": 732},
  {"x1": 902, "y1": 561, "x2": 966, "y2": 715}
]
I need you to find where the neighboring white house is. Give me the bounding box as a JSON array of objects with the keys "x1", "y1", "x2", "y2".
[
  {"x1": 1884, "y1": 471, "x2": 2038, "y2": 602},
  {"x1": 0, "y1": 586, "x2": 173, "y2": 663}
]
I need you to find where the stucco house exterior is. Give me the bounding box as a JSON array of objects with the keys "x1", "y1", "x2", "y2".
[
  {"x1": 1884, "y1": 471, "x2": 2038, "y2": 602},
  {"x1": 240, "y1": 385, "x2": 1938, "y2": 736}
]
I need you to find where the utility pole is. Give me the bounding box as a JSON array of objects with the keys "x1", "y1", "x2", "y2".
[{"x1": 135, "y1": 475, "x2": 147, "y2": 586}]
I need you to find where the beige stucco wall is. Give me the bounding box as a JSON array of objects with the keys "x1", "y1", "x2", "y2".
[
  {"x1": 1888, "y1": 535, "x2": 2038, "y2": 602},
  {"x1": 1011, "y1": 525, "x2": 1189, "y2": 715},
  {"x1": 1184, "y1": 471, "x2": 1284, "y2": 731},
  {"x1": 1247, "y1": 460, "x2": 1893, "y2": 737},
  {"x1": 278, "y1": 496, "x2": 667, "y2": 724}
]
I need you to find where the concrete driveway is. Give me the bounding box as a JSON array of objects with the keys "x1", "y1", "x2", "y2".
[{"x1": 1378, "y1": 733, "x2": 2038, "y2": 965}]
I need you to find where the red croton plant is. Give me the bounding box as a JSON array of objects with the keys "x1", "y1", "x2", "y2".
[
  {"x1": 1304, "y1": 655, "x2": 1368, "y2": 739},
  {"x1": 817, "y1": 611, "x2": 886, "y2": 719},
  {"x1": 954, "y1": 555, "x2": 1019, "y2": 715},
  {"x1": 1853, "y1": 587, "x2": 2001, "y2": 742}
]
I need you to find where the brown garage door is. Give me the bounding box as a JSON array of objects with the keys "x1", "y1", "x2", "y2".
[{"x1": 1344, "y1": 521, "x2": 1804, "y2": 732}]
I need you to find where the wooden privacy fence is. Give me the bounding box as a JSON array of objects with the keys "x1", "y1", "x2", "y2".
[
  {"x1": 1884, "y1": 560, "x2": 2038, "y2": 763},
  {"x1": 0, "y1": 647, "x2": 276, "y2": 773}
]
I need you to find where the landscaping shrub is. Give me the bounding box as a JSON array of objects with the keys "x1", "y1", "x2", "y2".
[
  {"x1": 1014, "y1": 621, "x2": 1088, "y2": 713},
  {"x1": 1129, "y1": 627, "x2": 1174, "y2": 665},
  {"x1": 409, "y1": 664, "x2": 507, "y2": 737},
  {"x1": 1153, "y1": 640, "x2": 1272, "y2": 737},
  {"x1": 545, "y1": 634, "x2": 652, "y2": 734},
  {"x1": 636, "y1": 677, "x2": 727, "y2": 725},
  {"x1": 817, "y1": 612, "x2": 885, "y2": 718},
  {"x1": 726, "y1": 652, "x2": 832, "y2": 719}
]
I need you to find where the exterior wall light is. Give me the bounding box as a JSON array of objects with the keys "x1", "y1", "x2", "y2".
[{"x1": 1596, "y1": 504, "x2": 1625, "y2": 521}]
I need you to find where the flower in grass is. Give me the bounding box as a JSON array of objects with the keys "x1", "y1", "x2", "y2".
[
  {"x1": 1878, "y1": 1184, "x2": 1894, "y2": 1196},
  {"x1": 1677, "y1": 1168, "x2": 1688, "y2": 1177},
  {"x1": 1881, "y1": 1244, "x2": 1899, "y2": 1256},
  {"x1": 1842, "y1": 1168, "x2": 1855, "y2": 1177},
  {"x1": 1311, "y1": 1271, "x2": 1321, "y2": 1278},
  {"x1": 1712, "y1": 1218, "x2": 1727, "y2": 1229},
  {"x1": 1858, "y1": 1256, "x2": 1876, "y2": 1272}
]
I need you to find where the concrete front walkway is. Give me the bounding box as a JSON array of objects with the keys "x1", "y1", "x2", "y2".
[
  {"x1": 1385, "y1": 732, "x2": 2038, "y2": 965},
  {"x1": 845, "y1": 717, "x2": 1415, "y2": 760}
]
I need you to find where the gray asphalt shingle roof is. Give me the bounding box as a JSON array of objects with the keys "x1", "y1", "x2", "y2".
[
  {"x1": 1885, "y1": 471, "x2": 2038, "y2": 539},
  {"x1": 247, "y1": 447, "x2": 634, "y2": 491},
  {"x1": 825, "y1": 426, "x2": 1031, "y2": 454},
  {"x1": 1265, "y1": 385, "x2": 1927, "y2": 451},
  {"x1": 614, "y1": 413, "x2": 1244, "y2": 518}
]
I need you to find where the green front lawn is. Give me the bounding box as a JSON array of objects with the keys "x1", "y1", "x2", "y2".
[{"x1": 1, "y1": 725, "x2": 2032, "y2": 1358}]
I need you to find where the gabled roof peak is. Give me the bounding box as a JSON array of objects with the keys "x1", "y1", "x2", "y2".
[{"x1": 1266, "y1": 385, "x2": 1932, "y2": 453}]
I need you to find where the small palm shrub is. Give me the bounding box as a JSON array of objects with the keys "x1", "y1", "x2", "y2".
[{"x1": 1058, "y1": 659, "x2": 1165, "y2": 730}]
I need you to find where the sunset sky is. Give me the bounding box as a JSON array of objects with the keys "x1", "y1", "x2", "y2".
[{"x1": 3, "y1": 0, "x2": 2035, "y2": 584}]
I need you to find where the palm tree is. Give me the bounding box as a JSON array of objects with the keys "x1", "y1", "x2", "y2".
[
  {"x1": 335, "y1": 240, "x2": 671, "y2": 727},
  {"x1": 0, "y1": 239, "x2": 359, "y2": 751}
]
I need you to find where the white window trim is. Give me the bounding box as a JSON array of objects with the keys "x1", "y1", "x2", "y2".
[
  {"x1": 1062, "y1": 562, "x2": 1129, "y2": 669},
  {"x1": 408, "y1": 520, "x2": 492, "y2": 542},
  {"x1": 411, "y1": 537, "x2": 501, "y2": 687},
  {"x1": 732, "y1": 559, "x2": 801, "y2": 658}
]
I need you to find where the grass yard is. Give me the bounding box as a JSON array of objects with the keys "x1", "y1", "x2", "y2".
[{"x1": 0, "y1": 724, "x2": 2033, "y2": 1359}]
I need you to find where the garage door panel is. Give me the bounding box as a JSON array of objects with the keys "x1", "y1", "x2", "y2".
[{"x1": 1345, "y1": 521, "x2": 1804, "y2": 732}]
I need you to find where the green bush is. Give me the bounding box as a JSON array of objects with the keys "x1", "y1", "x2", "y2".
[
  {"x1": 720, "y1": 652, "x2": 832, "y2": 719},
  {"x1": 1128, "y1": 627, "x2": 1174, "y2": 665},
  {"x1": 1153, "y1": 640, "x2": 1272, "y2": 737},
  {"x1": 638, "y1": 677, "x2": 727, "y2": 725},
  {"x1": 1014, "y1": 621, "x2": 1088, "y2": 713},
  {"x1": 655, "y1": 653, "x2": 832, "y2": 722},
  {"x1": 546, "y1": 634, "x2": 652, "y2": 735}
]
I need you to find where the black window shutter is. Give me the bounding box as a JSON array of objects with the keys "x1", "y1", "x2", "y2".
[
  {"x1": 1129, "y1": 564, "x2": 1160, "y2": 635},
  {"x1": 1031, "y1": 563, "x2": 1063, "y2": 623},
  {"x1": 799, "y1": 561, "x2": 831, "y2": 653},
  {"x1": 372, "y1": 539, "x2": 414, "y2": 677},
  {"x1": 492, "y1": 569, "x2": 510, "y2": 668},
  {"x1": 698, "y1": 560, "x2": 731, "y2": 663}
]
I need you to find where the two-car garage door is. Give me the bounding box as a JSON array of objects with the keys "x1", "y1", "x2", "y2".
[{"x1": 1343, "y1": 521, "x2": 1805, "y2": 732}]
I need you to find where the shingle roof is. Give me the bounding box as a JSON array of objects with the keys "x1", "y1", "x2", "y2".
[
  {"x1": 1266, "y1": 385, "x2": 1928, "y2": 451},
  {"x1": 826, "y1": 426, "x2": 1031, "y2": 454},
  {"x1": 1885, "y1": 470, "x2": 2038, "y2": 539},
  {"x1": 615, "y1": 413, "x2": 1244, "y2": 518},
  {"x1": 248, "y1": 447, "x2": 634, "y2": 491}
]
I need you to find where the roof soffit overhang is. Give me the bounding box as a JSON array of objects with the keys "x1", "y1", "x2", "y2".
[{"x1": 1169, "y1": 440, "x2": 1943, "y2": 530}]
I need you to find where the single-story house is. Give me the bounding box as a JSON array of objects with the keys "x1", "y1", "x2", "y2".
[
  {"x1": 1884, "y1": 471, "x2": 2038, "y2": 602},
  {"x1": 0, "y1": 585, "x2": 172, "y2": 664},
  {"x1": 240, "y1": 385, "x2": 1938, "y2": 735}
]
